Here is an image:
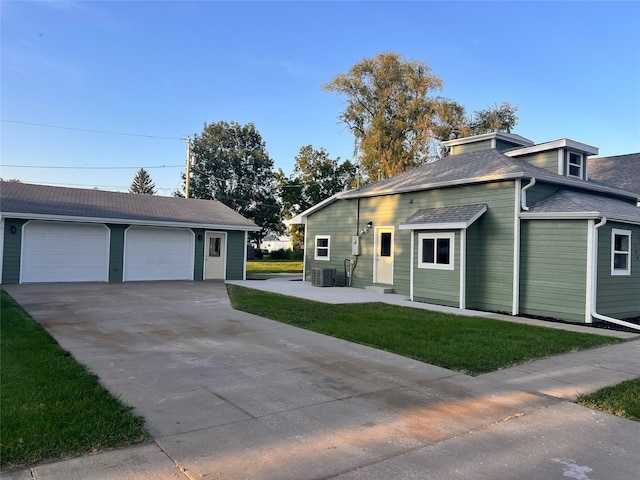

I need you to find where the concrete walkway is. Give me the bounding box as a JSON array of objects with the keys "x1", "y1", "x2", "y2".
[{"x1": 3, "y1": 280, "x2": 639, "y2": 480}]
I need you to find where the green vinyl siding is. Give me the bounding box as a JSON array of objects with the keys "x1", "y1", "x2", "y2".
[
  {"x1": 596, "y1": 222, "x2": 640, "y2": 319},
  {"x1": 225, "y1": 230, "x2": 246, "y2": 280},
  {"x1": 305, "y1": 199, "x2": 359, "y2": 286},
  {"x1": 526, "y1": 181, "x2": 560, "y2": 206},
  {"x1": 412, "y1": 231, "x2": 459, "y2": 307},
  {"x1": 450, "y1": 139, "x2": 493, "y2": 156},
  {"x1": 517, "y1": 150, "x2": 559, "y2": 174},
  {"x1": 520, "y1": 220, "x2": 588, "y2": 322},
  {"x1": 305, "y1": 181, "x2": 516, "y2": 313},
  {"x1": 192, "y1": 228, "x2": 205, "y2": 281},
  {"x1": 107, "y1": 224, "x2": 128, "y2": 282},
  {"x1": 495, "y1": 140, "x2": 524, "y2": 152},
  {"x1": 2, "y1": 218, "x2": 27, "y2": 284}
]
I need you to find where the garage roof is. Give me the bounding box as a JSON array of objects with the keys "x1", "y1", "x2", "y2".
[{"x1": 0, "y1": 181, "x2": 261, "y2": 231}]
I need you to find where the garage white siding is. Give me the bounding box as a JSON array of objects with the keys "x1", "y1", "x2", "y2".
[
  {"x1": 124, "y1": 227, "x2": 194, "y2": 281},
  {"x1": 21, "y1": 221, "x2": 109, "y2": 283}
]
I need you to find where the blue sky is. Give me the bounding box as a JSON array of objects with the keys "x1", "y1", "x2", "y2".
[{"x1": 2, "y1": 1, "x2": 639, "y2": 196}]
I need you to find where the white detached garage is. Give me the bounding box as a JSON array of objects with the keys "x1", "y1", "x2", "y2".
[{"x1": 1, "y1": 181, "x2": 260, "y2": 284}]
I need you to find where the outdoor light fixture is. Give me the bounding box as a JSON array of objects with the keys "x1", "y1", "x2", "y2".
[
  {"x1": 360, "y1": 221, "x2": 373, "y2": 235},
  {"x1": 10, "y1": 226, "x2": 16, "y2": 234}
]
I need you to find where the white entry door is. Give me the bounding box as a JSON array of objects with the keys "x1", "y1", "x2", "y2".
[
  {"x1": 204, "y1": 232, "x2": 226, "y2": 280},
  {"x1": 374, "y1": 227, "x2": 394, "y2": 285}
]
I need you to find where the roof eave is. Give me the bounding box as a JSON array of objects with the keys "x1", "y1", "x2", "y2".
[
  {"x1": 519, "y1": 211, "x2": 640, "y2": 225},
  {"x1": 0, "y1": 212, "x2": 262, "y2": 231}
]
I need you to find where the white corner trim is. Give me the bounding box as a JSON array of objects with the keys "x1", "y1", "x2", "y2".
[{"x1": 460, "y1": 228, "x2": 466, "y2": 310}]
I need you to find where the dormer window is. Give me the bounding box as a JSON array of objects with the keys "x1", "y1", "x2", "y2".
[{"x1": 567, "y1": 152, "x2": 584, "y2": 179}]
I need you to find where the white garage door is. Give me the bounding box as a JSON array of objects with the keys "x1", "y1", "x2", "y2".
[
  {"x1": 21, "y1": 221, "x2": 109, "y2": 283},
  {"x1": 124, "y1": 226, "x2": 194, "y2": 281}
]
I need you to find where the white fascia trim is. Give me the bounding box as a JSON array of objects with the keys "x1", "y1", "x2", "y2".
[
  {"x1": 399, "y1": 221, "x2": 468, "y2": 231},
  {"x1": 0, "y1": 212, "x2": 261, "y2": 231},
  {"x1": 289, "y1": 192, "x2": 344, "y2": 223},
  {"x1": 504, "y1": 139, "x2": 599, "y2": 157},
  {"x1": 442, "y1": 131, "x2": 534, "y2": 147},
  {"x1": 520, "y1": 211, "x2": 640, "y2": 225}
]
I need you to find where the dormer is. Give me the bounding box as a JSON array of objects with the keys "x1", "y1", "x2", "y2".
[
  {"x1": 503, "y1": 139, "x2": 599, "y2": 181},
  {"x1": 442, "y1": 131, "x2": 534, "y2": 156}
]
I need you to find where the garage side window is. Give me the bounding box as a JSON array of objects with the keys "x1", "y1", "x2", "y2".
[
  {"x1": 418, "y1": 232, "x2": 454, "y2": 270},
  {"x1": 314, "y1": 235, "x2": 330, "y2": 261},
  {"x1": 611, "y1": 229, "x2": 631, "y2": 275}
]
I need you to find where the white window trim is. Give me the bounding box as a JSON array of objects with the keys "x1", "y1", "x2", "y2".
[
  {"x1": 611, "y1": 228, "x2": 631, "y2": 276},
  {"x1": 314, "y1": 235, "x2": 330, "y2": 261},
  {"x1": 418, "y1": 232, "x2": 454, "y2": 270},
  {"x1": 567, "y1": 151, "x2": 584, "y2": 179}
]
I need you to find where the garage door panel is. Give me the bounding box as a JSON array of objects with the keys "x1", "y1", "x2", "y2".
[
  {"x1": 21, "y1": 222, "x2": 109, "y2": 283},
  {"x1": 124, "y1": 227, "x2": 193, "y2": 281}
]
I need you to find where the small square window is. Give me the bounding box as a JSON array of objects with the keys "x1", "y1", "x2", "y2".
[
  {"x1": 611, "y1": 229, "x2": 631, "y2": 276},
  {"x1": 314, "y1": 235, "x2": 330, "y2": 261},
  {"x1": 418, "y1": 232, "x2": 454, "y2": 270}
]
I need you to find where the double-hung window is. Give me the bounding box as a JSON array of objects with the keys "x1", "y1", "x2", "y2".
[
  {"x1": 611, "y1": 229, "x2": 631, "y2": 275},
  {"x1": 314, "y1": 235, "x2": 330, "y2": 261},
  {"x1": 418, "y1": 232, "x2": 454, "y2": 270},
  {"x1": 567, "y1": 152, "x2": 584, "y2": 179}
]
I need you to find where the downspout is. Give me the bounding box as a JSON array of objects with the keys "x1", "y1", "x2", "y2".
[
  {"x1": 589, "y1": 217, "x2": 640, "y2": 332},
  {"x1": 409, "y1": 230, "x2": 414, "y2": 301},
  {"x1": 521, "y1": 177, "x2": 536, "y2": 211},
  {"x1": 513, "y1": 178, "x2": 536, "y2": 315}
]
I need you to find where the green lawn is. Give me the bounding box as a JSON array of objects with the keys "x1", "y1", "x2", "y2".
[
  {"x1": 227, "y1": 285, "x2": 622, "y2": 376},
  {"x1": 0, "y1": 290, "x2": 149, "y2": 470},
  {"x1": 577, "y1": 378, "x2": 640, "y2": 421},
  {"x1": 247, "y1": 259, "x2": 303, "y2": 273}
]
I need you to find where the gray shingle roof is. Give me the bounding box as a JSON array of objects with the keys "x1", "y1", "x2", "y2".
[
  {"x1": 400, "y1": 204, "x2": 487, "y2": 229},
  {"x1": 0, "y1": 181, "x2": 260, "y2": 230},
  {"x1": 526, "y1": 189, "x2": 640, "y2": 222},
  {"x1": 589, "y1": 153, "x2": 640, "y2": 196},
  {"x1": 340, "y1": 149, "x2": 635, "y2": 200}
]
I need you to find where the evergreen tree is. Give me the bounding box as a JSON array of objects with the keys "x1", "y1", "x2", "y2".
[{"x1": 129, "y1": 168, "x2": 156, "y2": 195}]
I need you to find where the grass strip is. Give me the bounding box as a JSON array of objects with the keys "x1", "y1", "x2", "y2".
[
  {"x1": 577, "y1": 378, "x2": 640, "y2": 421},
  {"x1": 0, "y1": 290, "x2": 148, "y2": 470},
  {"x1": 227, "y1": 285, "x2": 621, "y2": 376},
  {"x1": 246, "y1": 260, "x2": 303, "y2": 273}
]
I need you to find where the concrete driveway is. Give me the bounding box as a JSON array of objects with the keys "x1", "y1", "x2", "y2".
[{"x1": 3, "y1": 281, "x2": 640, "y2": 480}]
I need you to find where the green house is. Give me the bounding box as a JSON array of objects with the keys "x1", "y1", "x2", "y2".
[
  {"x1": 292, "y1": 132, "x2": 640, "y2": 327},
  {"x1": 0, "y1": 182, "x2": 260, "y2": 284}
]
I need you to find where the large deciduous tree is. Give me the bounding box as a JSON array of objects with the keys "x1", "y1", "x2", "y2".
[
  {"x1": 324, "y1": 52, "x2": 518, "y2": 181},
  {"x1": 323, "y1": 52, "x2": 443, "y2": 182},
  {"x1": 129, "y1": 168, "x2": 156, "y2": 195},
  {"x1": 187, "y1": 121, "x2": 282, "y2": 244},
  {"x1": 278, "y1": 146, "x2": 357, "y2": 249}
]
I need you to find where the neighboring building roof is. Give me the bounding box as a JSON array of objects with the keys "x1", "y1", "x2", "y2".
[
  {"x1": 588, "y1": 153, "x2": 640, "y2": 197},
  {"x1": 0, "y1": 181, "x2": 260, "y2": 230},
  {"x1": 399, "y1": 204, "x2": 487, "y2": 230},
  {"x1": 523, "y1": 189, "x2": 640, "y2": 224}
]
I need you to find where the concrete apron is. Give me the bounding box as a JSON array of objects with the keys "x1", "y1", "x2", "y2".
[{"x1": 3, "y1": 281, "x2": 639, "y2": 480}]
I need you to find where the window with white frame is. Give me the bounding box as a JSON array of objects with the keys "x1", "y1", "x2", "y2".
[
  {"x1": 418, "y1": 232, "x2": 454, "y2": 270},
  {"x1": 611, "y1": 229, "x2": 631, "y2": 275},
  {"x1": 314, "y1": 235, "x2": 330, "y2": 261},
  {"x1": 567, "y1": 152, "x2": 584, "y2": 179}
]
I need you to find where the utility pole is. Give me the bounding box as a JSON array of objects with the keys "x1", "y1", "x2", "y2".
[{"x1": 185, "y1": 136, "x2": 191, "y2": 198}]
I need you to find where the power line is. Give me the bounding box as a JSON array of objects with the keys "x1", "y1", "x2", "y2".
[
  {"x1": 1, "y1": 164, "x2": 183, "y2": 170},
  {"x1": 1, "y1": 119, "x2": 187, "y2": 140}
]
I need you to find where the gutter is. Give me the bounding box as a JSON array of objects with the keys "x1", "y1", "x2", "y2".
[{"x1": 588, "y1": 217, "x2": 640, "y2": 332}]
